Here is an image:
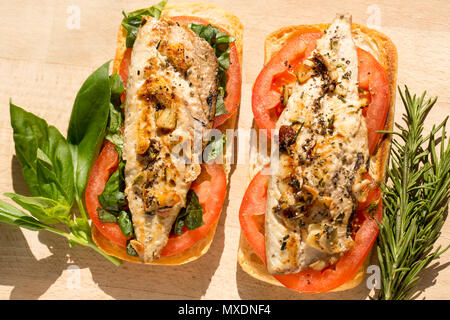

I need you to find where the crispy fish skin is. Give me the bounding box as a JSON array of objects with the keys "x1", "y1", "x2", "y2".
[
  {"x1": 265, "y1": 15, "x2": 370, "y2": 275},
  {"x1": 123, "y1": 16, "x2": 218, "y2": 262}
]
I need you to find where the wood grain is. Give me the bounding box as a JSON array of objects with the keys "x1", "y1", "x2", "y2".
[{"x1": 0, "y1": 0, "x2": 448, "y2": 299}]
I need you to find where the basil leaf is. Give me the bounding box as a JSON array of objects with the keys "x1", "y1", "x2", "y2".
[
  {"x1": 126, "y1": 241, "x2": 138, "y2": 256},
  {"x1": 68, "y1": 218, "x2": 91, "y2": 244},
  {"x1": 122, "y1": 0, "x2": 167, "y2": 48},
  {"x1": 0, "y1": 200, "x2": 49, "y2": 231},
  {"x1": 107, "y1": 103, "x2": 122, "y2": 135},
  {"x1": 173, "y1": 208, "x2": 188, "y2": 235},
  {"x1": 67, "y1": 61, "x2": 111, "y2": 199},
  {"x1": 217, "y1": 50, "x2": 230, "y2": 71},
  {"x1": 214, "y1": 87, "x2": 228, "y2": 116},
  {"x1": 10, "y1": 103, "x2": 74, "y2": 205},
  {"x1": 4, "y1": 193, "x2": 71, "y2": 225},
  {"x1": 98, "y1": 162, "x2": 126, "y2": 213},
  {"x1": 184, "y1": 191, "x2": 204, "y2": 230},
  {"x1": 109, "y1": 74, "x2": 124, "y2": 107},
  {"x1": 97, "y1": 208, "x2": 118, "y2": 223},
  {"x1": 118, "y1": 211, "x2": 134, "y2": 237},
  {"x1": 173, "y1": 190, "x2": 204, "y2": 235},
  {"x1": 105, "y1": 102, "x2": 124, "y2": 156},
  {"x1": 204, "y1": 133, "x2": 226, "y2": 162}
]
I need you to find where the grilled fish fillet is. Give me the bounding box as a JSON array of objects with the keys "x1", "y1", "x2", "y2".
[
  {"x1": 265, "y1": 15, "x2": 370, "y2": 274},
  {"x1": 123, "y1": 16, "x2": 219, "y2": 262}
]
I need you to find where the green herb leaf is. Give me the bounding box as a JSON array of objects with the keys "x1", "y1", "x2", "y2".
[
  {"x1": 118, "y1": 211, "x2": 134, "y2": 237},
  {"x1": 10, "y1": 103, "x2": 75, "y2": 205},
  {"x1": 105, "y1": 102, "x2": 124, "y2": 156},
  {"x1": 4, "y1": 193, "x2": 71, "y2": 225},
  {"x1": 126, "y1": 241, "x2": 138, "y2": 256},
  {"x1": 173, "y1": 190, "x2": 204, "y2": 235},
  {"x1": 204, "y1": 133, "x2": 226, "y2": 162},
  {"x1": 376, "y1": 86, "x2": 450, "y2": 300},
  {"x1": 97, "y1": 207, "x2": 118, "y2": 223},
  {"x1": 105, "y1": 74, "x2": 125, "y2": 155},
  {"x1": 67, "y1": 61, "x2": 112, "y2": 200},
  {"x1": 5, "y1": 62, "x2": 124, "y2": 266},
  {"x1": 98, "y1": 162, "x2": 126, "y2": 213},
  {"x1": 0, "y1": 200, "x2": 49, "y2": 231},
  {"x1": 214, "y1": 87, "x2": 228, "y2": 117},
  {"x1": 122, "y1": 1, "x2": 168, "y2": 48},
  {"x1": 109, "y1": 74, "x2": 125, "y2": 107},
  {"x1": 68, "y1": 217, "x2": 91, "y2": 244}
]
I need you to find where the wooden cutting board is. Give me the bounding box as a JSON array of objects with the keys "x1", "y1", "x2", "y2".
[{"x1": 0, "y1": 0, "x2": 448, "y2": 300}]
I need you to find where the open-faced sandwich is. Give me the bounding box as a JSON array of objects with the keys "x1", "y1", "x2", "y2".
[
  {"x1": 2, "y1": 1, "x2": 241, "y2": 267},
  {"x1": 87, "y1": 1, "x2": 243, "y2": 264},
  {"x1": 238, "y1": 14, "x2": 397, "y2": 292}
]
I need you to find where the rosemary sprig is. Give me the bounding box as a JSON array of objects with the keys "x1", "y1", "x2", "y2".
[{"x1": 376, "y1": 86, "x2": 450, "y2": 300}]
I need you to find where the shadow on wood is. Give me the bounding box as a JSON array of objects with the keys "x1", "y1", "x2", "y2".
[
  {"x1": 0, "y1": 155, "x2": 228, "y2": 299},
  {"x1": 235, "y1": 258, "x2": 372, "y2": 300}
]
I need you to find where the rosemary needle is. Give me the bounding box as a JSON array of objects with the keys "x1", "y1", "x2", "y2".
[{"x1": 376, "y1": 86, "x2": 450, "y2": 300}]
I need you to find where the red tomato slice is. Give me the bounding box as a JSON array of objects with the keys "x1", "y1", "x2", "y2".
[
  {"x1": 119, "y1": 48, "x2": 132, "y2": 87},
  {"x1": 239, "y1": 170, "x2": 382, "y2": 293},
  {"x1": 252, "y1": 31, "x2": 322, "y2": 136},
  {"x1": 357, "y1": 47, "x2": 390, "y2": 153},
  {"x1": 238, "y1": 167, "x2": 270, "y2": 262},
  {"x1": 161, "y1": 162, "x2": 227, "y2": 256},
  {"x1": 85, "y1": 141, "x2": 130, "y2": 247},
  {"x1": 252, "y1": 33, "x2": 390, "y2": 154}
]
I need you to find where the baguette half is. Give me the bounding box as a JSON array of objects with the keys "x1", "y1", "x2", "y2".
[
  {"x1": 238, "y1": 22, "x2": 397, "y2": 292},
  {"x1": 92, "y1": 2, "x2": 243, "y2": 265}
]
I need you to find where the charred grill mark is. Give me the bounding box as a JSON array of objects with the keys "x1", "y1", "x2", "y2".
[
  {"x1": 206, "y1": 93, "x2": 214, "y2": 109},
  {"x1": 143, "y1": 191, "x2": 159, "y2": 215},
  {"x1": 354, "y1": 152, "x2": 364, "y2": 171},
  {"x1": 312, "y1": 54, "x2": 328, "y2": 77}
]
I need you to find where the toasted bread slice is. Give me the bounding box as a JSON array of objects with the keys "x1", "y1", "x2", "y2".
[
  {"x1": 92, "y1": 2, "x2": 243, "y2": 265},
  {"x1": 238, "y1": 22, "x2": 397, "y2": 292}
]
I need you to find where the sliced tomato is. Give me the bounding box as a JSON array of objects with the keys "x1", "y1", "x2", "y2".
[
  {"x1": 238, "y1": 167, "x2": 269, "y2": 262},
  {"x1": 252, "y1": 33, "x2": 390, "y2": 154},
  {"x1": 239, "y1": 170, "x2": 382, "y2": 293},
  {"x1": 252, "y1": 31, "x2": 322, "y2": 136},
  {"x1": 85, "y1": 141, "x2": 130, "y2": 247},
  {"x1": 357, "y1": 47, "x2": 390, "y2": 153},
  {"x1": 119, "y1": 48, "x2": 132, "y2": 87},
  {"x1": 161, "y1": 162, "x2": 227, "y2": 256}
]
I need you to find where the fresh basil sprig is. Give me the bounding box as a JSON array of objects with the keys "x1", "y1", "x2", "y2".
[
  {"x1": 173, "y1": 190, "x2": 204, "y2": 235},
  {"x1": 67, "y1": 61, "x2": 112, "y2": 209},
  {"x1": 121, "y1": 0, "x2": 167, "y2": 48},
  {"x1": 1, "y1": 62, "x2": 122, "y2": 265},
  {"x1": 189, "y1": 23, "x2": 235, "y2": 117}
]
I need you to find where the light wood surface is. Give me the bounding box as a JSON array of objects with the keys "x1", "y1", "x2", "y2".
[{"x1": 0, "y1": 0, "x2": 449, "y2": 300}]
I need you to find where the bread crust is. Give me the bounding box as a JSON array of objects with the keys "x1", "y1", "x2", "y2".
[
  {"x1": 238, "y1": 23, "x2": 397, "y2": 293},
  {"x1": 92, "y1": 2, "x2": 243, "y2": 265}
]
